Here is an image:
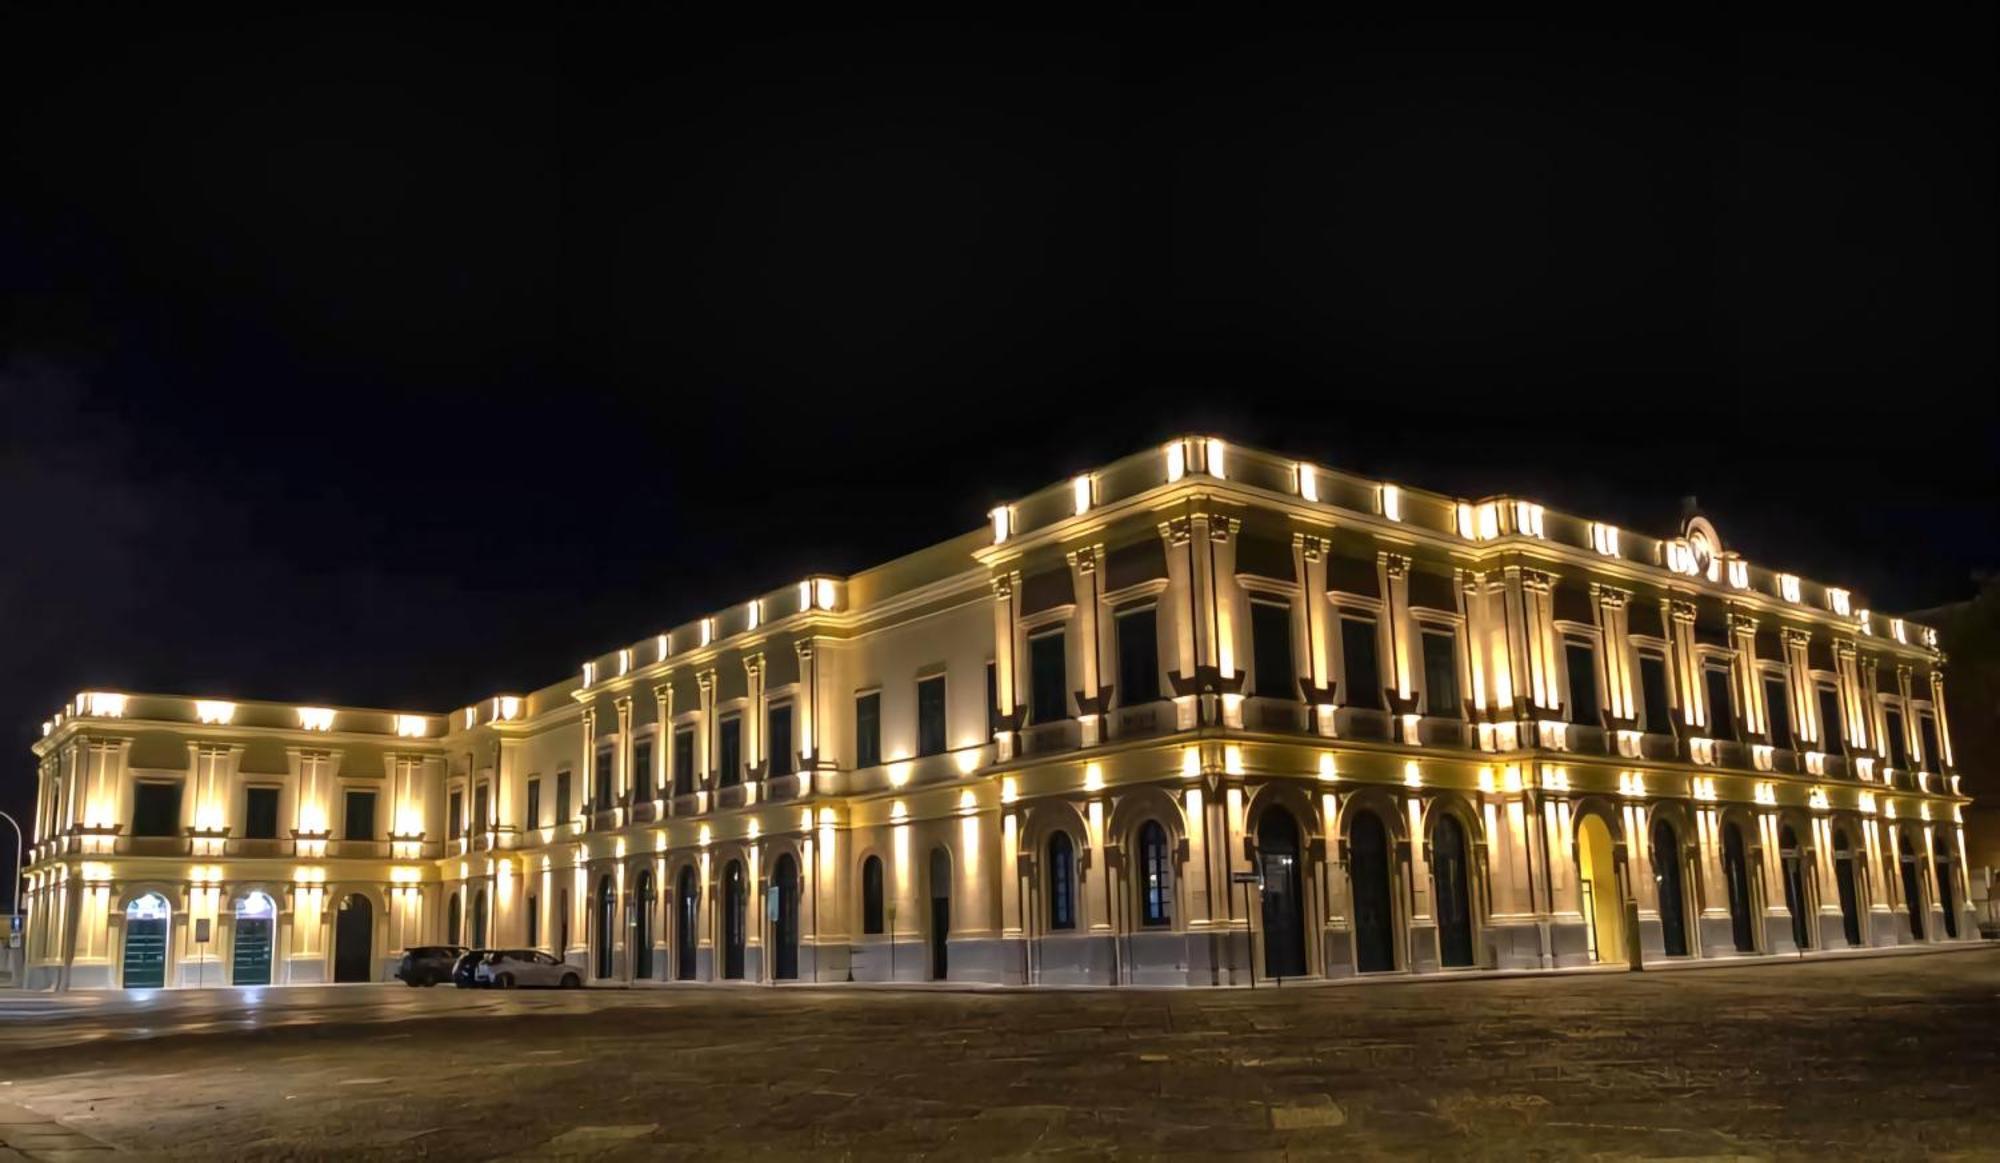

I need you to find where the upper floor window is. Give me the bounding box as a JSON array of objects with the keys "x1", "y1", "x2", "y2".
[
  {"x1": 131, "y1": 782, "x2": 182, "y2": 838},
  {"x1": 1564, "y1": 638, "x2": 1599, "y2": 726},
  {"x1": 632, "y1": 739, "x2": 653, "y2": 801},
  {"x1": 1250, "y1": 600, "x2": 1296, "y2": 701},
  {"x1": 1030, "y1": 630, "x2": 1068, "y2": 724},
  {"x1": 344, "y1": 789, "x2": 377, "y2": 841},
  {"x1": 449, "y1": 789, "x2": 464, "y2": 840},
  {"x1": 855, "y1": 692, "x2": 882, "y2": 768},
  {"x1": 1339, "y1": 616, "x2": 1381, "y2": 709},
  {"x1": 717, "y1": 716, "x2": 743, "y2": 787},
  {"x1": 917, "y1": 675, "x2": 947, "y2": 757},
  {"x1": 1815, "y1": 683, "x2": 1845, "y2": 753},
  {"x1": 673, "y1": 727, "x2": 696, "y2": 796},
  {"x1": 768, "y1": 703, "x2": 795, "y2": 777},
  {"x1": 1763, "y1": 675, "x2": 1793, "y2": 749},
  {"x1": 1883, "y1": 705, "x2": 1909, "y2": 769},
  {"x1": 1048, "y1": 832, "x2": 1076, "y2": 931},
  {"x1": 525, "y1": 778, "x2": 542, "y2": 830},
  {"x1": 555, "y1": 770, "x2": 572, "y2": 823},
  {"x1": 243, "y1": 786, "x2": 280, "y2": 840},
  {"x1": 1421, "y1": 628, "x2": 1460, "y2": 717},
  {"x1": 1639, "y1": 653, "x2": 1673, "y2": 734},
  {"x1": 1702, "y1": 662, "x2": 1736, "y2": 741},
  {"x1": 473, "y1": 783, "x2": 489, "y2": 834},
  {"x1": 1115, "y1": 606, "x2": 1160, "y2": 704},
  {"x1": 593, "y1": 747, "x2": 614, "y2": 810},
  {"x1": 861, "y1": 855, "x2": 885, "y2": 934},
  {"x1": 1139, "y1": 821, "x2": 1173, "y2": 927},
  {"x1": 1918, "y1": 712, "x2": 1941, "y2": 771}
]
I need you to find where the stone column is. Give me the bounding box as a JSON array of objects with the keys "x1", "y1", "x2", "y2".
[
  {"x1": 613, "y1": 696, "x2": 633, "y2": 804},
  {"x1": 695, "y1": 670, "x2": 717, "y2": 794},
  {"x1": 1066, "y1": 544, "x2": 1107, "y2": 743},
  {"x1": 743, "y1": 653, "x2": 766, "y2": 777},
  {"x1": 1292, "y1": 533, "x2": 1337, "y2": 732},
  {"x1": 989, "y1": 574, "x2": 1020, "y2": 760},
  {"x1": 1667, "y1": 600, "x2": 1703, "y2": 732},
  {"x1": 1158, "y1": 518, "x2": 1198, "y2": 729},
  {"x1": 1729, "y1": 612, "x2": 1766, "y2": 740},
  {"x1": 653, "y1": 682, "x2": 675, "y2": 804}
]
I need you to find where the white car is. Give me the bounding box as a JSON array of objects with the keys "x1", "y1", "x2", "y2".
[{"x1": 472, "y1": 949, "x2": 583, "y2": 989}]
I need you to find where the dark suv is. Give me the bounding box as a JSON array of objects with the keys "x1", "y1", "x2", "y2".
[{"x1": 396, "y1": 945, "x2": 469, "y2": 987}]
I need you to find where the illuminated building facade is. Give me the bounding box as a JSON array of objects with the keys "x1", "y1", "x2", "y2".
[{"x1": 21, "y1": 439, "x2": 1979, "y2": 990}]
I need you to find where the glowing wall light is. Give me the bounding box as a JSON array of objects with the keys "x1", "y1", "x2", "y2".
[
  {"x1": 581, "y1": 661, "x2": 597, "y2": 688},
  {"x1": 1223, "y1": 745, "x2": 1244, "y2": 776},
  {"x1": 1512, "y1": 501, "x2": 1545, "y2": 538},
  {"x1": 1071, "y1": 474, "x2": 1094, "y2": 516},
  {"x1": 1295, "y1": 462, "x2": 1319, "y2": 503},
  {"x1": 195, "y1": 700, "x2": 236, "y2": 725},
  {"x1": 699, "y1": 618, "x2": 714, "y2": 648},
  {"x1": 77, "y1": 692, "x2": 127, "y2": 718},
  {"x1": 1164, "y1": 440, "x2": 1187, "y2": 483},
  {"x1": 814, "y1": 578, "x2": 836, "y2": 611},
  {"x1": 1890, "y1": 618, "x2": 1907, "y2": 645},
  {"x1": 1317, "y1": 753, "x2": 1337, "y2": 782},
  {"x1": 495, "y1": 696, "x2": 522, "y2": 721},
  {"x1": 1589, "y1": 522, "x2": 1620, "y2": 557},
  {"x1": 1827, "y1": 587, "x2": 1851, "y2": 616},
  {"x1": 1204, "y1": 437, "x2": 1226, "y2": 479},
  {"x1": 747, "y1": 599, "x2": 762, "y2": 631},
  {"x1": 395, "y1": 715, "x2": 429, "y2": 739},
  {"x1": 1778, "y1": 573, "x2": 1801, "y2": 603},
  {"x1": 1856, "y1": 609, "x2": 1873, "y2": 636},
  {"x1": 1083, "y1": 762, "x2": 1104, "y2": 792},
  {"x1": 1380, "y1": 484, "x2": 1403, "y2": 523},
  {"x1": 1727, "y1": 560, "x2": 1750, "y2": 590},
  {"x1": 1402, "y1": 760, "x2": 1421, "y2": 788}
]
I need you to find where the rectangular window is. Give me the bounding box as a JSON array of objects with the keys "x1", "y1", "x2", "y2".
[
  {"x1": 1115, "y1": 606, "x2": 1160, "y2": 704},
  {"x1": 986, "y1": 661, "x2": 1001, "y2": 735},
  {"x1": 243, "y1": 787, "x2": 280, "y2": 840},
  {"x1": 1564, "y1": 640, "x2": 1599, "y2": 726},
  {"x1": 555, "y1": 771, "x2": 572, "y2": 823},
  {"x1": 593, "y1": 748, "x2": 614, "y2": 811},
  {"x1": 1763, "y1": 676, "x2": 1793, "y2": 750},
  {"x1": 343, "y1": 790, "x2": 377, "y2": 841},
  {"x1": 131, "y1": 782, "x2": 182, "y2": 838},
  {"x1": 1339, "y1": 616, "x2": 1381, "y2": 708},
  {"x1": 473, "y1": 784, "x2": 489, "y2": 834},
  {"x1": 672, "y1": 728, "x2": 696, "y2": 796},
  {"x1": 1815, "y1": 684, "x2": 1845, "y2": 752},
  {"x1": 855, "y1": 692, "x2": 882, "y2": 768},
  {"x1": 526, "y1": 778, "x2": 542, "y2": 830},
  {"x1": 632, "y1": 740, "x2": 653, "y2": 801},
  {"x1": 916, "y1": 675, "x2": 947, "y2": 757},
  {"x1": 1421, "y1": 629, "x2": 1460, "y2": 717},
  {"x1": 1883, "y1": 706, "x2": 1910, "y2": 768},
  {"x1": 449, "y1": 789, "x2": 464, "y2": 840},
  {"x1": 718, "y1": 716, "x2": 742, "y2": 787},
  {"x1": 768, "y1": 703, "x2": 794, "y2": 777},
  {"x1": 1703, "y1": 664, "x2": 1736, "y2": 740},
  {"x1": 1030, "y1": 630, "x2": 1068, "y2": 723},
  {"x1": 1250, "y1": 601, "x2": 1296, "y2": 701},
  {"x1": 1639, "y1": 654, "x2": 1673, "y2": 733},
  {"x1": 1919, "y1": 713, "x2": 1941, "y2": 771}
]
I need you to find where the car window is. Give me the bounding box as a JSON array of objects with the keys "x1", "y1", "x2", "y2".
[{"x1": 538, "y1": 952, "x2": 560, "y2": 965}]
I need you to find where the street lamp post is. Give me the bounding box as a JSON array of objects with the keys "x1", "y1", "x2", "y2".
[{"x1": 0, "y1": 810, "x2": 20, "y2": 918}]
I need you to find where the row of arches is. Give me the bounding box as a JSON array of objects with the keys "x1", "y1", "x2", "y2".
[
  {"x1": 115, "y1": 890, "x2": 373, "y2": 989},
  {"x1": 586, "y1": 853, "x2": 808, "y2": 984}
]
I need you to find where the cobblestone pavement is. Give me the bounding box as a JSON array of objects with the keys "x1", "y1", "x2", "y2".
[{"x1": 0, "y1": 948, "x2": 1995, "y2": 1159}]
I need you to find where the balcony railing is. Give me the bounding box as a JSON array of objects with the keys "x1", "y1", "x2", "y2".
[
  {"x1": 1108, "y1": 701, "x2": 1170, "y2": 741},
  {"x1": 1019, "y1": 719, "x2": 1082, "y2": 757},
  {"x1": 1243, "y1": 697, "x2": 1309, "y2": 734}
]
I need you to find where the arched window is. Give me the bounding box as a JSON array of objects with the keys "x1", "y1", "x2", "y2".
[
  {"x1": 1138, "y1": 821, "x2": 1172, "y2": 927},
  {"x1": 862, "y1": 855, "x2": 885, "y2": 935},
  {"x1": 1048, "y1": 832, "x2": 1076, "y2": 931}
]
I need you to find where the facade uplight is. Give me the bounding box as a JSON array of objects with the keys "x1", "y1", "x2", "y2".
[
  {"x1": 1727, "y1": 560, "x2": 1750, "y2": 590},
  {"x1": 298, "y1": 706, "x2": 336, "y2": 732},
  {"x1": 989, "y1": 505, "x2": 1014, "y2": 544},
  {"x1": 1296, "y1": 462, "x2": 1319, "y2": 503},
  {"x1": 394, "y1": 714, "x2": 429, "y2": 739},
  {"x1": 1380, "y1": 484, "x2": 1403, "y2": 523},
  {"x1": 1589, "y1": 522, "x2": 1619, "y2": 556},
  {"x1": 1827, "y1": 587, "x2": 1851, "y2": 616},
  {"x1": 1072, "y1": 474, "x2": 1094, "y2": 516},
  {"x1": 1778, "y1": 573, "x2": 1801, "y2": 603},
  {"x1": 195, "y1": 700, "x2": 236, "y2": 725}
]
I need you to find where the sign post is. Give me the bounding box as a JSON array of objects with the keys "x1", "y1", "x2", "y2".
[
  {"x1": 1231, "y1": 870, "x2": 1261, "y2": 989},
  {"x1": 194, "y1": 917, "x2": 212, "y2": 989}
]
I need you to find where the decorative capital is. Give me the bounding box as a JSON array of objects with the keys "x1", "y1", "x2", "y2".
[
  {"x1": 1727, "y1": 612, "x2": 1758, "y2": 634},
  {"x1": 695, "y1": 669, "x2": 717, "y2": 697},
  {"x1": 742, "y1": 651, "x2": 766, "y2": 678},
  {"x1": 1065, "y1": 544, "x2": 1102, "y2": 574},
  {"x1": 1291, "y1": 532, "x2": 1328, "y2": 562},
  {"x1": 990, "y1": 571, "x2": 1016, "y2": 601},
  {"x1": 794, "y1": 638, "x2": 815, "y2": 663},
  {"x1": 1206, "y1": 515, "x2": 1239, "y2": 543},
  {"x1": 1158, "y1": 517, "x2": 1192, "y2": 547},
  {"x1": 1780, "y1": 627, "x2": 1812, "y2": 648},
  {"x1": 1520, "y1": 567, "x2": 1556, "y2": 594},
  {"x1": 1593, "y1": 583, "x2": 1629, "y2": 610},
  {"x1": 1668, "y1": 599, "x2": 1697, "y2": 624},
  {"x1": 1380, "y1": 552, "x2": 1411, "y2": 579}
]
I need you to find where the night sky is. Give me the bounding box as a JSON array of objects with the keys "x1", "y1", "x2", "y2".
[{"x1": 2, "y1": 12, "x2": 1993, "y2": 865}]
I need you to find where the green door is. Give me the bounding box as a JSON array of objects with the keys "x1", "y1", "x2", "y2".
[{"x1": 123, "y1": 896, "x2": 170, "y2": 988}]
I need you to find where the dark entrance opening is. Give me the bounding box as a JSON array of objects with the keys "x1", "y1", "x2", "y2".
[
  {"x1": 595, "y1": 875, "x2": 616, "y2": 978},
  {"x1": 1722, "y1": 821, "x2": 1756, "y2": 953},
  {"x1": 633, "y1": 870, "x2": 655, "y2": 980},
  {"x1": 929, "y1": 847, "x2": 951, "y2": 980},
  {"x1": 1898, "y1": 830, "x2": 1925, "y2": 939},
  {"x1": 1934, "y1": 831, "x2": 1958, "y2": 939},
  {"x1": 773, "y1": 854, "x2": 800, "y2": 981},
  {"x1": 472, "y1": 887, "x2": 488, "y2": 949},
  {"x1": 1778, "y1": 824, "x2": 1809, "y2": 950},
  {"x1": 1258, "y1": 808, "x2": 1308, "y2": 978},
  {"x1": 1833, "y1": 830, "x2": 1863, "y2": 946},
  {"x1": 334, "y1": 893, "x2": 372, "y2": 982},
  {"x1": 1651, "y1": 820, "x2": 1689, "y2": 957},
  {"x1": 723, "y1": 860, "x2": 746, "y2": 979},
  {"x1": 1432, "y1": 812, "x2": 1475, "y2": 968},
  {"x1": 1349, "y1": 810, "x2": 1395, "y2": 973},
  {"x1": 122, "y1": 895, "x2": 170, "y2": 988},
  {"x1": 676, "y1": 866, "x2": 698, "y2": 980},
  {"x1": 447, "y1": 891, "x2": 462, "y2": 947}
]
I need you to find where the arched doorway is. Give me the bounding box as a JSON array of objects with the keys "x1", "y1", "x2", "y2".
[
  {"x1": 1934, "y1": 830, "x2": 1959, "y2": 940},
  {"x1": 447, "y1": 891, "x2": 462, "y2": 946},
  {"x1": 1721, "y1": 820, "x2": 1756, "y2": 953},
  {"x1": 1778, "y1": 824, "x2": 1810, "y2": 951},
  {"x1": 1897, "y1": 829, "x2": 1925, "y2": 939},
  {"x1": 722, "y1": 860, "x2": 747, "y2": 979},
  {"x1": 334, "y1": 894, "x2": 372, "y2": 982},
  {"x1": 1832, "y1": 829, "x2": 1863, "y2": 946},
  {"x1": 122, "y1": 893, "x2": 171, "y2": 988},
  {"x1": 1257, "y1": 808, "x2": 1307, "y2": 978},
  {"x1": 928, "y1": 847, "x2": 951, "y2": 981},
  {"x1": 594, "y1": 875, "x2": 616, "y2": 978},
  {"x1": 1348, "y1": 810, "x2": 1396, "y2": 973},
  {"x1": 632, "y1": 870, "x2": 655, "y2": 980},
  {"x1": 472, "y1": 887, "x2": 488, "y2": 949},
  {"x1": 1577, "y1": 812, "x2": 1624, "y2": 964},
  {"x1": 231, "y1": 892, "x2": 276, "y2": 986},
  {"x1": 1651, "y1": 819, "x2": 1688, "y2": 957},
  {"x1": 772, "y1": 854, "x2": 800, "y2": 981},
  {"x1": 675, "y1": 866, "x2": 698, "y2": 980},
  {"x1": 1431, "y1": 812, "x2": 1475, "y2": 969}
]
